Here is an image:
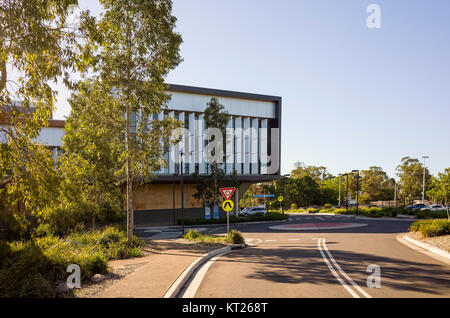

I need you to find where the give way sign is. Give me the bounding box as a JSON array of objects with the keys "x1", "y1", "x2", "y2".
[{"x1": 219, "y1": 187, "x2": 236, "y2": 201}]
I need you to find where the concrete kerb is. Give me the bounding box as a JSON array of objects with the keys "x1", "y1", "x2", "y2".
[
  {"x1": 163, "y1": 243, "x2": 246, "y2": 298},
  {"x1": 396, "y1": 234, "x2": 450, "y2": 264}
]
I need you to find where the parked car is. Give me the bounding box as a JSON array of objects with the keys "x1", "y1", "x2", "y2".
[
  {"x1": 407, "y1": 203, "x2": 428, "y2": 211},
  {"x1": 420, "y1": 204, "x2": 447, "y2": 211},
  {"x1": 238, "y1": 207, "x2": 267, "y2": 217}
]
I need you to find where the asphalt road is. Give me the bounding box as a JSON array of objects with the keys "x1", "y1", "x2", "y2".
[{"x1": 190, "y1": 214, "x2": 450, "y2": 298}]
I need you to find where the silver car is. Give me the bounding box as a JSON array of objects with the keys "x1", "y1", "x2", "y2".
[
  {"x1": 239, "y1": 207, "x2": 267, "y2": 217},
  {"x1": 420, "y1": 204, "x2": 446, "y2": 211}
]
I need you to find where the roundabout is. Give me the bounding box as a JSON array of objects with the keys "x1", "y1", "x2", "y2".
[{"x1": 268, "y1": 222, "x2": 368, "y2": 231}]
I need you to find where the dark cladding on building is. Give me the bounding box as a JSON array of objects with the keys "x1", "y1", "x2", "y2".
[{"x1": 1, "y1": 84, "x2": 282, "y2": 226}]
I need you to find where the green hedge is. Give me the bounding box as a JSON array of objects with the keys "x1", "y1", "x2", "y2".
[{"x1": 410, "y1": 219, "x2": 450, "y2": 237}]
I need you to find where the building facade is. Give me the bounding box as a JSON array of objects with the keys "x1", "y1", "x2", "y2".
[{"x1": 1, "y1": 84, "x2": 282, "y2": 226}]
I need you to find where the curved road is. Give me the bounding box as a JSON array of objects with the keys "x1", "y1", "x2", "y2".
[{"x1": 187, "y1": 214, "x2": 450, "y2": 298}]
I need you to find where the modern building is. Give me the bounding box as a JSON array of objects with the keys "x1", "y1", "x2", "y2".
[{"x1": 1, "y1": 84, "x2": 282, "y2": 226}]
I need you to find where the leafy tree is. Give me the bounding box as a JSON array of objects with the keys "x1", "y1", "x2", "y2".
[
  {"x1": 359, "y1": 166, "x2": 394, "y2": 204},
  {"x1": 427, "y1": 168, "x2": 450, "y2": 219},
  {"x1": 78, "y1": 0, "x2": 182, "y2": 244},
  {"x1": 192, "y1": 165, "x2": 238, "y2": 208},
  {"x1": 0, "y1": 0, "x2": 81, "y2": 225},
  {"x1": 291, "y1": 162, "x2": 333, "y2": 183},
  {"x1": 396, "y1": 157, "x2": 431, "y2": 204},
  {"x1": 193, "y1": 98, "x2": 234, "y2": 209},
  {"x1": 58, "y1": 80, "x2": 125, "y2": 228}
]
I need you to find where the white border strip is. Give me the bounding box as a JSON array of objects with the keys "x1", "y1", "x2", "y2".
[
  {"x1": 402, "y1": 235, "x2": 450, "y2": 260},
  {"x1": 163, "y1": 246, "x2": 231, "y2": 298}
]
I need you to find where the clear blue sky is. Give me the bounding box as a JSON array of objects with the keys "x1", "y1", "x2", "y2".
[{"x1": 53, "y1": 0, "x2": 450, "y2": 179}]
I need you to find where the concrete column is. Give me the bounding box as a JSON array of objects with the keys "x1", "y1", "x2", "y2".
[
  {"x1": 225, "y1": 116, "x2": 234, "y2": 174},
  {"x1": 251, "y1": 118, "x2": 259, "y2": 174},
  {"x1": 234, "y1": 116, "x2": 242, "y2": 174},
  {"x1": 260, "y1": 119, "x2": 268, "y2": 175},
  {"x1": 189, "y1": 112, "x2": 196, "y2": 174},
  {"x1": 198, "y1": 114, "x2": 205, "y2": 174},
  {"x1": 168, "y1": 111, "x2": 175, "y2": 174},
  {"x1": 243, "y1": 117, "x2": 250, "y2": 174}
]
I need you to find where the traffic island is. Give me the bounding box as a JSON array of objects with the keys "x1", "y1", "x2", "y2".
[{"x1": 269, "y1": 223, "x2": 368, "y2": 231}]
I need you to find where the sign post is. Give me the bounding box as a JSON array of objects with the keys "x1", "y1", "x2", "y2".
[
  {"x1": 220, "y1": 187, "x2": 236, "y2": 235},
  {"x1": 278, "y1": 195, "x2": 284, "y2": 214}
]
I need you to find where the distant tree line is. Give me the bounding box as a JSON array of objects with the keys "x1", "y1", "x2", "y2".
[{"x1": 253, "y1": 158, "x2": 449, "y2": 210}]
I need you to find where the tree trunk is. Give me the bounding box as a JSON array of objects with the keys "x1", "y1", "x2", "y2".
[
  {"x1": 126, "y1": 104, "x2": 134, "y2": 246},
  {"x1": 446, "y1": 200, "x2": 449, "y2": 220},
  {"x1": 0, "y1": 60, "x2": 6, "y2": 90}
]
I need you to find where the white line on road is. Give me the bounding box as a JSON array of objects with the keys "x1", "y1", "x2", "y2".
[
  {"x1": 316, "y1": 238, "x2": 360, "y2": 298},
  {"x1": 288, "y1": 239, "x2": 300, "y2": 241},
  {"x1": 264, "y1": 240, "x2": 277, "y2": 242},
  {"x1": 315, "y1": 238, "x2": 372, "y2": 298},
  {"x1": 321, "y1": 239, "x2": 372, "y2": 298}
]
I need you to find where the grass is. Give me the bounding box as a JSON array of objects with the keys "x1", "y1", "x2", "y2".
[
  {"x1": 0, "y1": 226, "x2": 144, "y2": 297},
  {"x1": 178, "y1": 212, "x2": 289, "y2": 226},
  {"x1": 183, "y1": 229, "x2": 245, "y2": 245},
  {"x1": 409, "y1": 219, "x2": 450, "y2": 238}
]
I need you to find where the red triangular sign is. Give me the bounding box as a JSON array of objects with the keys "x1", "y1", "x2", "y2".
[{"x1": 219, "y1": 187, "x2": 236, "y2": 200}]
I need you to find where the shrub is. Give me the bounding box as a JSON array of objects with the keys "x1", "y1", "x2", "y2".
[
  {"x1": 35, "y1": 223, "x2": 54, "y2": 238},
  {"x1": 228, "y1": 230, "x2": 245, "y2": 245},
  {"x1": 290, "y1": 203, "x2": 298, "y2": 210},
  {"x1": 0, "y1": 226, "x2": 142, "y2": 297},
  {"x1": 184, "y1": 229, "x2": 201, "y2": 240},
  {"x1": 323, "y1": 203, "x2": 332, "y2": 209},
  {"x1": 410, "y1": 219, "x2": 450, "y2": 237}
]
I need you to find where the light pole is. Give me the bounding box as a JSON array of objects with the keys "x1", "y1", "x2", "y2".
[
  {"x1": 338, "y1": 174, "x2": 342, "y2": 208},
  {"x1": 352, "y1": 170, "x2": 360, "y2": 216},
  {"x1": 394, "y1": 179, "x2": 397, "y2": 208},
  {"x1": 180, "y1": 152, "x2": 185, "y2": 235},
  {"x1": 281, "y1": 174, "x2": 290, "y2": 214},
  {"x1": 344, "y1": 173, "x2": 349, "y2": 212},
  {"x1": 422, "y1": 155, "x2": 429, "y2": 204},
  {"x1": 173, "y1": 173, "x2": 176, "y2": 225}
]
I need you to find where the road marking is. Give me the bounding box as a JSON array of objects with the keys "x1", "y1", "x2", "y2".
[
  {"x1": 246, "y1": 238, "x2": 262, "y2": 246},
  {"x1": 321, "y1": 239, "x2": 372, "y2": 298},
  {"x1": 264, "y1": 239, "x2": 277, "y2": 242},
  {"x1": 315, "y1": 238, "x2": 372, "y2": 298},
  {"x1": 316, "y1": 238, "x2": 360, "y2": 298},
  {"x1": 288, "y1": 239, "x2": 300, "y2": 241},
  {"x1": 180, "y1": 251, "x2": 231, "y2": 298}
]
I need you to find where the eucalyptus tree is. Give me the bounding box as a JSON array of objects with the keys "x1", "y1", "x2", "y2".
[
  {"x1": 0, "y1": 0, "x2": 82, "y2": 220},
  {"x1": 77, "y1": 0, "x2": 182, "y2": 244}
]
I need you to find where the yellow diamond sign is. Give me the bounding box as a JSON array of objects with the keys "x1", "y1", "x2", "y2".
[{"x1": 222, "y1": 200, "x2": 234, "y2": 212}]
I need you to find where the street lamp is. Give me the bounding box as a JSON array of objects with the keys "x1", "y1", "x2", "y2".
[
  {"x1": 422, "y1": 155, "x2": 429, "y2": 204},
  {"x1": 343, "y1": 173, "x2": 349, "y2": 212},
  {"x1": 352, "y1": 170, "x2": 360, "y2": 216},
  {"x1": 280, "y1": 174, "x2": 290, "y2": 214},
  {"x1": 180, "y1": 152, "x2": 185, "y2": 235},
  {"x1": 393, "y1": 179, "x2": 397, "y2": 208},
  {"x1": 338, "y1": 174, "x2": 342, "y2": 208}
]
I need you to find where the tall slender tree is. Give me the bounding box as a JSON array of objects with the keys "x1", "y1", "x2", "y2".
[
  {"x1": 0, "y1": 0, "x2": 81, "y2": 221},
  {"x1": 78, "y1": 0, "x2": 182, "y2": 245}
]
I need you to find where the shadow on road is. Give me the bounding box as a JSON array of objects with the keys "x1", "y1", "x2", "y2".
[{"x1": 214, "y1": 244, "x2": 450, "y2": 296}]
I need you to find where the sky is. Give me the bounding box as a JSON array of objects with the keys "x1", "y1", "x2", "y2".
[{"x1": 49, "y1": 0, "x2": 450, "y2": 179}]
